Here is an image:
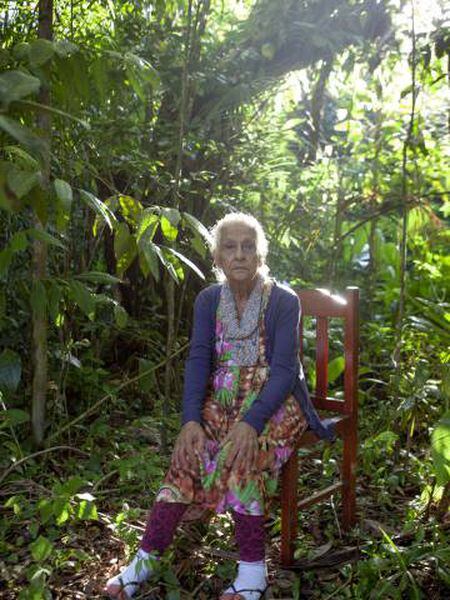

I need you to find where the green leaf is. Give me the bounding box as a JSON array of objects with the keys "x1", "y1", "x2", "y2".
[
  {"x1": 328, "y1": 356, "x2": 345, "y2": 384},
  {"x1": 76, "y1": 271, "x2": 121, "y2": 285},
  {"x1": 4, "y1": 145, "x2": 39, "y2": 170},
  {"x1": 54, "y1": 499, "x2": 71, "y2": 525},
  {"x1": 124, "y1": 52, "x2": 160, "y2": 91},
  {"x1": 56, "y1": 476, "x2": 85, "y2": 496},
  {"x1": 18, "y1": 99, "x2": 90, "y2": 128},
  {"x1": 47, "y1": 281, "x2": 62, "y2": 323},
  {"x1": 138, "y1": 358, "x2": 154, "y2": 393},
  {"x1": 30, "y1": 535, "x2": 53, "y2": 561},
  {"x1": 80, "y1": 190, "x2": 116, "y2": 232},
  {"x1": 68, "y1": 280, "x2": 95, "y2": 320},
  {"x1": 163, "y1": 246, "x2": 205, "y2": 280},
  {"x1": 0, "y1": 48, "x2": 10, "y2": 68},
  {"x1": 27, "y1": 228, "x2": 66, "y2": 250},
  {"x1": 54, "y1": 179, "x2": 73, "y2": 231},
  {"x1": 431, "y1": 411, "x2": 450, "y2": 486},
  {"x1": 161, "y1": 207, "x2": 181, "y2": 227},
  {"x1": 161, "y1": 216, "x2": 178, "y2": 242},
  {"x1": 54, "y1": 179, "x2": 73, "y2": 206},
  {"x1": 161, "y1": 250, "x2": 181, "y2": 284},
  {"x1": 118, "y1": 194, "x2": 143, "y2": 226},
  {"x1": 0, "y1": 408, "x2": 29, "y2": 428},
  {"x1": 30, "y1": 280, "x2": 47, "y2": 320},
  {"x1": 0, "y1": 231, "x2": 29, "y2": 277},
  {"x1": 0, "y1": 71, "x2": 41, "y2": 107},
  {"x1": 0, "y1": 248, "x2": 12, "y2": 276},
  {"x1": 76, "y1": 499, "x2": 98, "y2": 520},
  {"x1": 53, "y1": 40, "x2": 78, "y2": 58},
  {"x1": 183, "y1": 212, "x2": 212, "y2": 243},
  {"x1": 29, "y1": 39, "x2": 54, "y2": 67},
  {"x1": 0, "y1": 349, "x2": 22, "y2": 393},
  {"x1": 136, "y1": 209, "x2": 159, "y2": 242},
  {"x1": 0, "y1": 116, "x2": 47, "y2": 163},
  {"x1": 7, "y1": 166, "x2": 40, "y2": 198},
  {"x1": 114, "y1": 304, "x2": 128, "y2": 328},
  {"x1": 9, "y1": 230, "x2": 28, "y2": 252},
  {"x1": 114, "y1": 222, "x2": 137, "y2": 276},
  {"x1": 138, "y1": 239, "x2": 161, "y2": 280},
  {"x1": 126, "y1": 65, "x2": 145, "y2": 102},
  {"x1": 12, "y1": 42, "x2": 30, "y2": 61}
]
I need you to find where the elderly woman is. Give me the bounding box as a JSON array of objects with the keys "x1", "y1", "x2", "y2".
[{"x1": 106, "y1": 213, "x2": 334, "y2": 600}]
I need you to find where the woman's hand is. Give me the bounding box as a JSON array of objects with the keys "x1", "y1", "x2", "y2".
[
  {"x1": 173, "y1": 421, "x2": 206, "y2": 470},
  {"x1": 222, "y1": 421, "x2": 259, "y2": 476}
]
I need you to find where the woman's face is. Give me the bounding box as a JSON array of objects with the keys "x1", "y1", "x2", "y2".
[{"x1": 215, "y1": 224, "x2": 261, "y2": 285}]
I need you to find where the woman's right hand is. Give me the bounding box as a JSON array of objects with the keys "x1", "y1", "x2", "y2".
[{"x1": 173, "y1": 421, "x2": 206, "y2": 470}]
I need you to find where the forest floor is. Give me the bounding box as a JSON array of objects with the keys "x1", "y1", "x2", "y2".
[{"x1": 2, "y1": 408, "x2": 449, "y2": 599}]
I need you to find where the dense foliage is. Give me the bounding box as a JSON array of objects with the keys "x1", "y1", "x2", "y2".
[{"x1": 1, "y1": 1, "x2": 449, "y2": 598}]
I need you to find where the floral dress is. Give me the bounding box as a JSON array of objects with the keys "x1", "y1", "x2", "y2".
[{"x1": 156, "y1": 277, "x2": 308, "y2": 516}]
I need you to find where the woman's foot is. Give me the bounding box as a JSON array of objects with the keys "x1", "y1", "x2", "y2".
[
  {"x1": 105, "y1": 548, "x2": 156, "y2": 598},
  {"x1": 220, "y1": 560, "x2": 268, "y2": 600}
]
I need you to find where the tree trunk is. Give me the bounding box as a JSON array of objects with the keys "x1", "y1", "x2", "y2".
[
  {"x1": 31, "y1": 0, "x2": 53, "y2": 446},
  {"x1": 306, "y1": 59, "x2": 333, "y2": 165},
  {"x1": 394, "y1": 3, "x2": 416, "y2": 367}
]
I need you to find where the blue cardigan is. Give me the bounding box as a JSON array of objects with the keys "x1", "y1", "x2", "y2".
[{"x1": 182, "y1": 281, "x2": 336, "y2": 441}]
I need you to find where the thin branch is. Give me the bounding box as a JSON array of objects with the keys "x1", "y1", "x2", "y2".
[
  {"x1": 46, "y1": 342, "x2": 189, "y2": 445},
  {"x1": 394, "y1": 0, "x2": 417, "y2": 367},
  {"x1": 0, "y1": 446, "x2": 89, "y2": 486}
]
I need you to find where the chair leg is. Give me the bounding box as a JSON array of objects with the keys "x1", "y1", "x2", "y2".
[
  {"x1": 281, "y1": 451, "x2": 298, "y2": 567},
  {"x1": 341, "y1": 426, "x2": 357, "y2": 530}
]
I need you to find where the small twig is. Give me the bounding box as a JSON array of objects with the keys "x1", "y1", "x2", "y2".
[
  {"x1": 322, "y1": 576, "x2": 352, "y2": 600},
  {"x1": 92, "y1": 469, "x2": 119, "y2": 491},
  {"x1": 189, "y1": 573, "x2": 214, "y2": 598},
  {"x1": 330, "y1": 494, "x2": 342, "y2": 541},
  {"x1": 0, "y1": 446, "x2": 89, "y2": 486}
]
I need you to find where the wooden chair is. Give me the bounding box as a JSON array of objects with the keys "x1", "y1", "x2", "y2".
[{"x1": 280, "y1": 286, "x2": 359, "y2": 567}]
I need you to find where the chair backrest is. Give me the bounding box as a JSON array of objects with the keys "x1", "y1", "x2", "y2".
[{"x1": 296, "y1": 287, "x2": 359, "y2": 418}]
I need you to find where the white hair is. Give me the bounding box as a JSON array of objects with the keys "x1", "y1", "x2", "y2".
[{"x1": 210, "y1": 212, "x2": 270, "y2": 281}]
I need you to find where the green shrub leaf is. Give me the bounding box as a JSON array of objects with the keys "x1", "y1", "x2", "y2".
[
  {"x1": 0, "y1": 71, "x2": 41, "y2": 107},
  {"x1": 431, "y1": 411, "x2": 450, "y2": 486},
  {"x1": 30, "y1": 535, "x2": 53, "y2": 562}
]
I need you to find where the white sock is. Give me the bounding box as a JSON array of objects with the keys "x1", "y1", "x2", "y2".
[
  {"x1": 106, "y1": 548, "x2": 156, "y2": 597},
  {"x1": 224, "y1": 560, "x2": 268, "y2": 599}
]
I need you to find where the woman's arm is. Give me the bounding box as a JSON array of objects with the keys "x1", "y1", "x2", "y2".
[
  {"x1": 242, "y1": 290, "x2": 300, "y2": 435},
  {"x1": 181, "y1": 288, "x2": 215, "y2": 426}
]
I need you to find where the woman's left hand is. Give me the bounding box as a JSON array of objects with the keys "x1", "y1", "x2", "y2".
[{"x1": 222, "y1": 421, "x2": 259, "y2": 476}]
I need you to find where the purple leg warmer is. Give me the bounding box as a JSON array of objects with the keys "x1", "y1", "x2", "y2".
[
  {"x1": 140, "y1": 502, "x2": 187, "y2": 554},
  {"x1": 233, "y1": 511, "x2": 266, "y2": 562}
]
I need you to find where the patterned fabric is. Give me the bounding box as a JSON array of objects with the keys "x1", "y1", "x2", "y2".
[
  {"x1": 140, "y1": 502, "x2": 187, "y2": 554},
  {"x1": 218, "y1": 274, "x2": 265, "y2": 366},
  {"x1": 155, "y1": 278, "x2": 308, "y2": 515},
  {"x1": 139, "y1": 503, "x2": 266, "y2": 561},
  {"x1": 233, "y1": 511, "x2": 266, "y2": 561}
]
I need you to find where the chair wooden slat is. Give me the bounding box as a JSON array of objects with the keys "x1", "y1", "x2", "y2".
[
  {"x1": 316, "y1": 316, "x2": 328, "y2": 399},
  {"x1": 298, "y1": 289, "x2": 347, "y2": 318},
  {"x1": 297, "y1": 482, "x2": 343, "y2": 511},
  {"x1": 312, "y1": 396, "x2": 345, "y2": 413},
  {"x1": 281, "y1": 287, "x2": 359, "y2": 568}
]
